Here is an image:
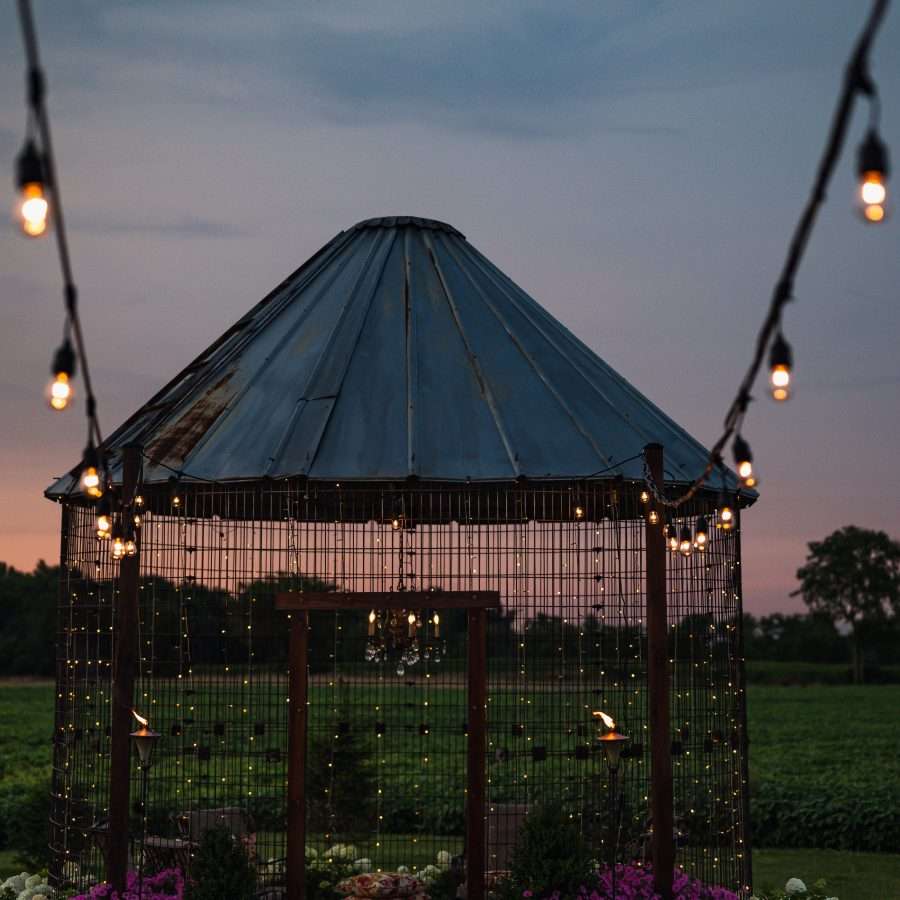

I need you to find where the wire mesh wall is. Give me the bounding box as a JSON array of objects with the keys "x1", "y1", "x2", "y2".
[{"x1": 50, "y1": 480, "x2": 750, "y2": 894}]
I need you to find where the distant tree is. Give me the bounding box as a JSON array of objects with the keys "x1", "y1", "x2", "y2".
[
  {"x1": 793, "y1": 526, "x2": 900, "y2": 683},
  {"x1": 0, "y1": 560, "x2": 58, "y2": 676}
]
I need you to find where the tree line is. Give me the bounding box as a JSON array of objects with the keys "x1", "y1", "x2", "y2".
[{"x1": 2, "y1": 524, "x2": 897, "y2": 681}]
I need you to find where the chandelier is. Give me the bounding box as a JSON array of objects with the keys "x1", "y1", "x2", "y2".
[{"x1": 365, "y1": 602, "x2": 443, "y2": 675}]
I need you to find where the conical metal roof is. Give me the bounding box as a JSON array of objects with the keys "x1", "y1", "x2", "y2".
[{"x1": 47, "y1": 216, "x2": 739, "y2": 494}]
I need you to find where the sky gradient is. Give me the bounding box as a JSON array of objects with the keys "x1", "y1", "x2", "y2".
[{"x1": 1, "y1": 1, "x2": 899, "y2": 614}]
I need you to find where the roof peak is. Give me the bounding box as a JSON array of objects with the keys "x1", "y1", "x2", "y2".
[{"x1": 350, "y1": 216, "x2": 464, "y2": 238}]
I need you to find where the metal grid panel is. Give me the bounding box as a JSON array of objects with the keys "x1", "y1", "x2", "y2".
[{"x1": 50, "y1": 481, "x2": 749, "y2": 894}]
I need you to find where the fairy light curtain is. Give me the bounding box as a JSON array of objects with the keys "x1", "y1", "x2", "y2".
[{"x1": 49, "y1": 479, "x2": 750, "y2": 894}]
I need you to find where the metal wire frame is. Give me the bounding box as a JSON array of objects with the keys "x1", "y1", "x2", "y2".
[{"x1": 49, "y1": 480, "x2": 750, "y2": 893}]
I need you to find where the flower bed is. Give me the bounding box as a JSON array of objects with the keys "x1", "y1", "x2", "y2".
[{"x1": 69, "y1": 868, "x2": 184, "y2": 900}]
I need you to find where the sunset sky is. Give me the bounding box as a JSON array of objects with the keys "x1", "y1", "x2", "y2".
[{"x1": 1, "y1": 2, "x2": 898, "y2": 614}]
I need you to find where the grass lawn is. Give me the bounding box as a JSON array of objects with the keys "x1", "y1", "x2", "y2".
[
  {"x1": 2, "y1": 679, "x2": 899, "y2": 893},
  {"x1": 753, "y1": 848, "x2": 900, "y2": 900}
]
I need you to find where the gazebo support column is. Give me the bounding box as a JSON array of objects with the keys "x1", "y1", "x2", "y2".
[
  {"x1": 466, "y1": 607, "x2": 487, "y2": 900},
  {"x1": 107, "y1": 443, "x2": 142, "y2": 892},
  {"x1": 645, "y1": 443, "x2": 673, "y2": 899},
  {"x1": 286, "y1": 612, "x2": 310, "y2": 900}
]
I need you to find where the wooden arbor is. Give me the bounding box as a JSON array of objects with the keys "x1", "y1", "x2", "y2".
[{"x1": 276, "y1": 591, "x2": 500, "y2": 900}]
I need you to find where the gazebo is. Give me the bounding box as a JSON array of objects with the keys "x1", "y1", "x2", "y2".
[{"x1": 46, "y1": 216, "x2": 752, "y2": 898}]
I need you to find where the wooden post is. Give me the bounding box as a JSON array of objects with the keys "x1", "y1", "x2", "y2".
[
  {"x1": 734, "y1": 508, "x2": 753, "y2": 893},
  {"x1": 107, "y1": 444, "x2": 142, "y2": 892},
  {"x1": 466, "y1": 608, "x2": 487, "y2": 900},
  {"x1": 286, "y1": 613, "x2": 310, "y2": 900},
  {"x1": 644, "y1": 443, "x2": 673, "y2": 899}
]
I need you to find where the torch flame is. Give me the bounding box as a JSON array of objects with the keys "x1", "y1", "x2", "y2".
[
  {"x1": 132, "y1": 710, "x2": 149, "y2": 728},
  {"x1": 592, "y1": 710, "x2": 615, "y2": 730}
]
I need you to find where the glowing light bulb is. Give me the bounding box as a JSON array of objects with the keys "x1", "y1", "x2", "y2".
[
  {"x1": 857, "y1": 129, "x2": 889, "y2": 223},
  {"x1": 96, "y1": 513, "x2": 112, "y2": 540},
  {"x1": 124, "y1": 539, "x2": 137, "y2": 557},
  {"x1": 861, "y1": 174, "x2": 886, "y2": 205},
  {"x1": 648, "y1": 510, "x2": 659, "y2": 525},
  {"x1": 733, "y1": 436, "x2": 756, "y2": 489},
  {"x1": 695, "y1": 517, "x2": 709, "y2": 551},
  {"x1": 111, "y1": 533, "x2": 126, "y2": 560},
  {"x1": 719, "y1": 505, "x2": 734, "y2": 531},
  {"x1": 47, "y1": 340, "x2": 76, "y2": 411},
  {"x1": 48, "y1": 372, "x2": 72, "y2": 410},
  {"x1": 679, "y1": 525, "x2": 693, "y2": 557},
  {"x1": 19, "y1": 183, "x2": 49, "y2": 236},
  {"x1": 640, "y1": 491, "x2": 649, "y2": 504},
  {"x1": 391, "y1": 517, "x2": 401, "y2": 530},
  {"x1": 666, "y1": 524, "x2": 678, "y2": 552},
  {"x1": 15, "y1": 141, "x2": 49, "y2": 238},
  {"x1": 769, "y1": 333, "x2": 792, "y2": 402},
  {"x1": 574, "y1": 505, "x2": 584, "y2": 520}
]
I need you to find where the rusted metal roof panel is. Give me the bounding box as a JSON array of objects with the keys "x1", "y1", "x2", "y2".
[{"x1": 46, "y1": 215, "x2": 742, "y2": 495}]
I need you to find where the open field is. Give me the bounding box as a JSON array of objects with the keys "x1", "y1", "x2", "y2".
[
  {"x1": 753, "y1": 849, "x2": 900, "y2": 900},
  {"x1": 1, "y1": 679, "x2": 898, "y2": 892}
]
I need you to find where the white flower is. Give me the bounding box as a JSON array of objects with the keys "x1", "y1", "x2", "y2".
[
  {"x1": 397, "y1": 865, "x2": 410, "y2": 874},
  {"x1": 24, "y1": 876, "x2": 44, "y2": 890},
  {"x1": 325, "y1": 843, "x2": 358, "y2": 860},
  {"x1": 420, "y1": 865, "x2": 440, "y2": 883},
  {"x1": 785, "y1": 878, "x2": 807, "y2": 895},
  {"x1": 3, "y1": 874, "x2": 27, "y2": 894},
  {"x1": 436, "y1": 850, "x2": 452, "y2": 867},
  {"x1": 354, "y1": 859, "x2": 372, "y2": 873}
]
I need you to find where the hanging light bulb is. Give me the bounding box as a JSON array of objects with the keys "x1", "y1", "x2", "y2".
[
  {"x1": 391, "y1": 517, "x2": 401, "y2": 530},
  {"x1": 678, "y1": 525, "x2": 693, "y2": 557},
  {"x1": 695, "y1": 517, "x2": 709, "y2": 551},
  {"x1": 769, "y1": 333, "x2": 793, "y2": 402},
  {"x1": 640, "y1": 490, "x2": 649, "y2": 504},
  {"x1": 47, "y1": 339, "x2": 76, "y2": 411},
  {"x1": 80, "y1": 444, "x2": 103, "y2": 498},
  {"x1": 648, "y1": 509, "x2": 659, "y2": 526},
  {"x1": 732, "y1": 436, "x2": 756, "y2": 488},
  {"x1": 857, "y1": 129, "x2": 889, "y2": 223},
  {"x1": 168, "y1": 476, "x2": 181, "y2": 509},
  {"x1": 95, "y1": 496, "x2": 112, "y2": 539},
  {"x1": 719, "y1": 503, "x2": 734, "y2": 531},
  {"x1": 666, "y1": 523, "x2": 678, "y2": 552},
  {"x1": 110, "y1": 525, "x2": 126, "y2": 560},
  {"x1": 15, "y1": 139, "x2": 49, "y2": 237},
  {"x1": 124, "y1": 537, "x2": 138, "y2": 557},
  {"x1": 574, "y1": 504, "x2": 585, "y2": 520}
]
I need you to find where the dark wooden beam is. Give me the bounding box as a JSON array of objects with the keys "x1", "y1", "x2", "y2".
[
  {"x1": 644, "y1": 443, "x2": 673, "y2": 899},
  {"x1": 466, "y1": 607, "x2": 487, "y2": 900},
  {"x1": 286, "y1": 613, "x2": 310, "y2": 900},
  {"x1": 107, "y1": 444, "x2": 142, "y2": 892},
  {"x1": 276, "y1": 590, "x2": 500, "y2": 611}
]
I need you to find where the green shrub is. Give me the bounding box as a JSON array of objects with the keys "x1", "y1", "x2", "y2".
[
  {"x1": 185, "y1": 824, "x2": 256, "y2": 900},
  {"x1": 498, "y1": 803, "x2": 595, "y2": 900},
  {"x1": 306, "y1": 723, "x2": 376, "y2": 836},
  {"x1": 0, "y1": 776, "x2": 49, "y2": 867}
]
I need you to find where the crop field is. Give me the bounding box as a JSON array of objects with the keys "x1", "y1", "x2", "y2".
[{"x1": 1, "y1": 680, "x2": 899, "y2": 890}]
